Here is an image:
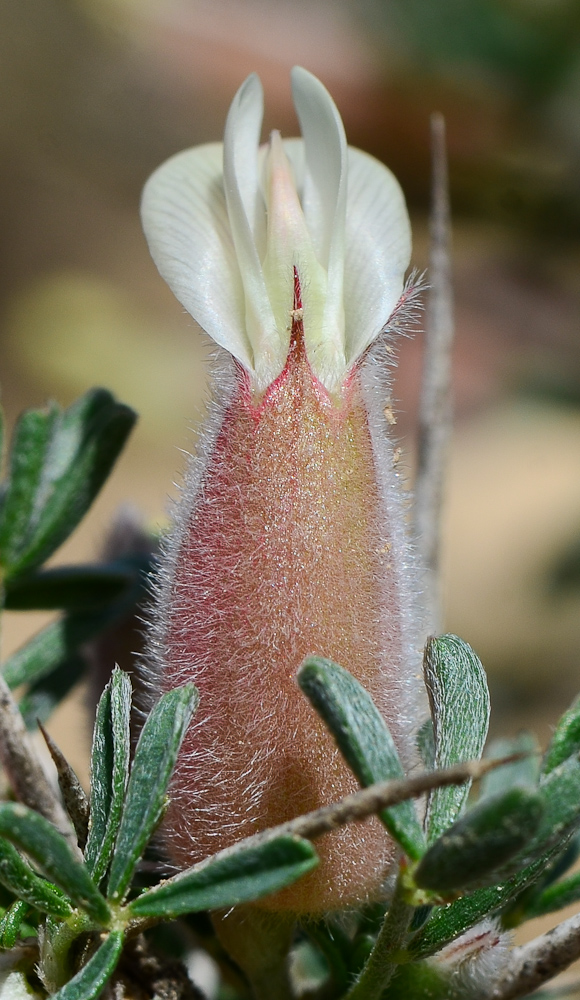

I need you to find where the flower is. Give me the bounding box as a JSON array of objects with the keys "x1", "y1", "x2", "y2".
[
  {"x1": 141, "y1": 67, "x2": 411, "y2": 393},
  {"x1": 142, "y1": 68, "x2": 423, "y2": 912}
]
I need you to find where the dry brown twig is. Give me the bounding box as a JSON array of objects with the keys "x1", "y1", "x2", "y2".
[
  {"x1": 414, "y1": 112, "x2": 455, "y2": 633},
  {"x1": 0, "y1": 674, "x2": 78, "y2": 850},
  {"x1": 492, "y1": 912, "x2": 580, "y2": 999}
]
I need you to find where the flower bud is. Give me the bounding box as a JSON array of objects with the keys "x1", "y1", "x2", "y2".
[{"x1": 141, "y1": 68, "x2": 424, "y2": 912}]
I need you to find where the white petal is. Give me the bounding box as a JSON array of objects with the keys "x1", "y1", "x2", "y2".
[
  {"x1": 141, "y1": 142, "x2": 253, "y2": 370},
  {"x1": 224, "y1": 74, "x2": 282, "y2": 385},
  {"x1": 343, "y1": 147, "x2": 412, "y2": 365},
  {"x1": 291, "y1": 66, "x2": 347, "y2": 387},
  {"x1": 261, "y1": 132, "x2": 325, "y2": 353}
]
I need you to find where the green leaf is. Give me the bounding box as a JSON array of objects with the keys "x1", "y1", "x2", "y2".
[
  {"x1": 51, "y1": 930, "x2": 124, "y2": 1000},
  {"x1": 20, "y1": 654, "x2": 86, "y2": 730},
  {"x1": 129, "y1": 835, "x2": 318, "y2": 918},
  {"x1": 479, "y1": 732, "x2": 540, "y2": 799},
  {"x1": 524, "y1": 756, "x2": 580, "y2": 864},
  {"x1": 297, "y1": 657, "x2": 425, "y2": 861},
  {"x1": 423, "y1": 635, "x2": 490, "y2": 843},
  {"x1": 411, "y1": 760, "x2": 580, "y2": 958},
  {"x1": 0, "y1": 900, "x2": 30, "y2": 949},
  {"x1": 408, "y1": 855, "x2": 548, "y2": 960},
  {"x1": 413, "y1": 787, "x2": 544, "y2": 893},
  {"x1": 525, "y1": 868, "x2": 580, "y2": 919},
  {"x1": 0, "y1": 836, "x2": 71, "y2": 917},
  {"x1": 0, "y1": 804, "x2": 109, "y2": 925},
  {"x1": 84, "y1": 682, "x2": 115, "y2": 880},
  {"x1": 85, "y1": 669, "x2": 132, "y2": 884},
  {"x1": 0, "y1": 389, "x2": 136, "y2": 581},
  {"x1": 416, "y1": 719, "x2": 435, "y2": 771},
  {"x1": 0, "y1": 404, "x2": 60, "y2": 572},
  {"x1": 4, "y1": 565, "x2": 134, "y2": 611},
  {"x1": 107, "y1": 684, "x2": 198, "y2": 902},
  {"x1": 2, "y1": 607, "x2": 125, "y2": 690},
  {"x1": 543, "y1": 694, "x2": 580, "y2": 774}
]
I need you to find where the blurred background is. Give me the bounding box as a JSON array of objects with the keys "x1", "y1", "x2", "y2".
[{"x1": 0, "y1": 0, "x2": 580, "y2": 960}]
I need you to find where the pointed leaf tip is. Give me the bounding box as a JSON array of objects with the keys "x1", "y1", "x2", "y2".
[{"x1": 107, "y1": 683, "x2": 198, "y2": 901}]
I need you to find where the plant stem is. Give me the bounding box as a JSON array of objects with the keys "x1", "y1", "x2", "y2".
[
  {"x1": 414, "y1": 112, "x2": 454, "y2": 633},
  {"x1": 491, "y1": 910, "x2": 580, "y2": 999},
  {"x1": 344, "y1": 874, "x2": 413, "y2": 1000}
]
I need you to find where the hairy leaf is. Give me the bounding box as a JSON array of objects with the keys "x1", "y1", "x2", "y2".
[
  {"x1": 0, "y1": 837, "x2": 71, "y2": 917},
  {"x1": 85, "y1": 669, "x2": 132, "y2": 884},
  {"x1": 424, "y1": 635, "x2": 490, "y2": 843},
  {"x1": 0, "y1": 900, "x2": 30, "y2": 949},
  {"x1": 0, "y1": 390, "x2": 136, "y2": 580},
  {"x1": 0, "y1": 804, "x2": 109, "y2": 925},
  {"x1": 0, "y1": 405, "x2": 60, "y2": 572},
  {"x1": 414, "y1": 787, "x2": 543, "y2": 892},
  {"x1": 544, "y1": 694, "x2": 580, "y2": 774},
  {"x1": 51, "y1": 930, "x2": 124, "y2": 1000},
  {"x1": 298, "y1": 657, "x2": 425, "y2": 860},
  {"x1": 408, "y1": 856, "x2": 548, "y2": 960},
  {"x1": 107, "y1": 684, "x2": 198, "y2": 902},
  {"x1": 129, "y1": 835, "x2": 318, "y2": 918}
]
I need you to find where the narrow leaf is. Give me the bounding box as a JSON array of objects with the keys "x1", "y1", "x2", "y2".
[
  {"x1": 2, "y1": 609, "x2": 122, "y2": 690},
  {"x1": 424, "y1": 635, "x2": 490, "y2": 843},
  {"x1": 409, "y1": 856, "x2": 548, "y2": 960},
  {"x1": 5, "y1": 565, "x2": 134, "y2": 611},
  {"x1": 524, "y1": 755, "x2": 580, "y2": 864},
  {"x1": 525, "y1": 869, "x2": 580, "y2": 919},
  {"x1": 129, "y1": 835, "x2": 318, "y2": 918},
  {"x1": 107, "y1": 684, "x2": 198, "y2": 902},
  {"x1": 85, "y1": 670, "x2": 132, "y2": 884},
  {"x1": 544, "y1": 694, "x2": 580, "y2": 774},
  {"x1": 414, "y1": 787, "x2": 544, "y2": 892},
  {"x1": 298, "y1": 657, "x2": 425, "y2": 860},
  {"x1": 20, "y1": 655, "x2": 86, "y2": 730},
  {"x1": 0, "y1": 803, "x2": 109, "y2": 925},
  {"x1": 479, "y1": 732, "x2": 540, "y2": 799},
  {"x1": 0, "y1": 405, "x2": 59, "y2": 571},
  {"x1": 3, "y1": 389, "x2": 136, "y2": 580},
  {"x1": 0, "y1": 900, "x2": 30, "y2": 949},
  {"x1": 0, "y1": 836, "x2": 71, "y2": 917},
  {"x1": 84, "y1": 683, "x2": 114, "y2": 879},
  {"x1": 493, "y1": 756, "x2": 580, "y2": 883},
  {"x1": 52, "y1": 930, "x2": 124, "y2": 1000}
]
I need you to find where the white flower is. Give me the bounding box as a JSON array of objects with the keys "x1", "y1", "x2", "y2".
[{"x1": 141, "y1": 67, "x2": 411, "y2": 393}]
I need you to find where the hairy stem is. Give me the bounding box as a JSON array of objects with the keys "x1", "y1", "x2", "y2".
[{"x1": 344, "y1": 873, "x2": 413, "y2": 1000}]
